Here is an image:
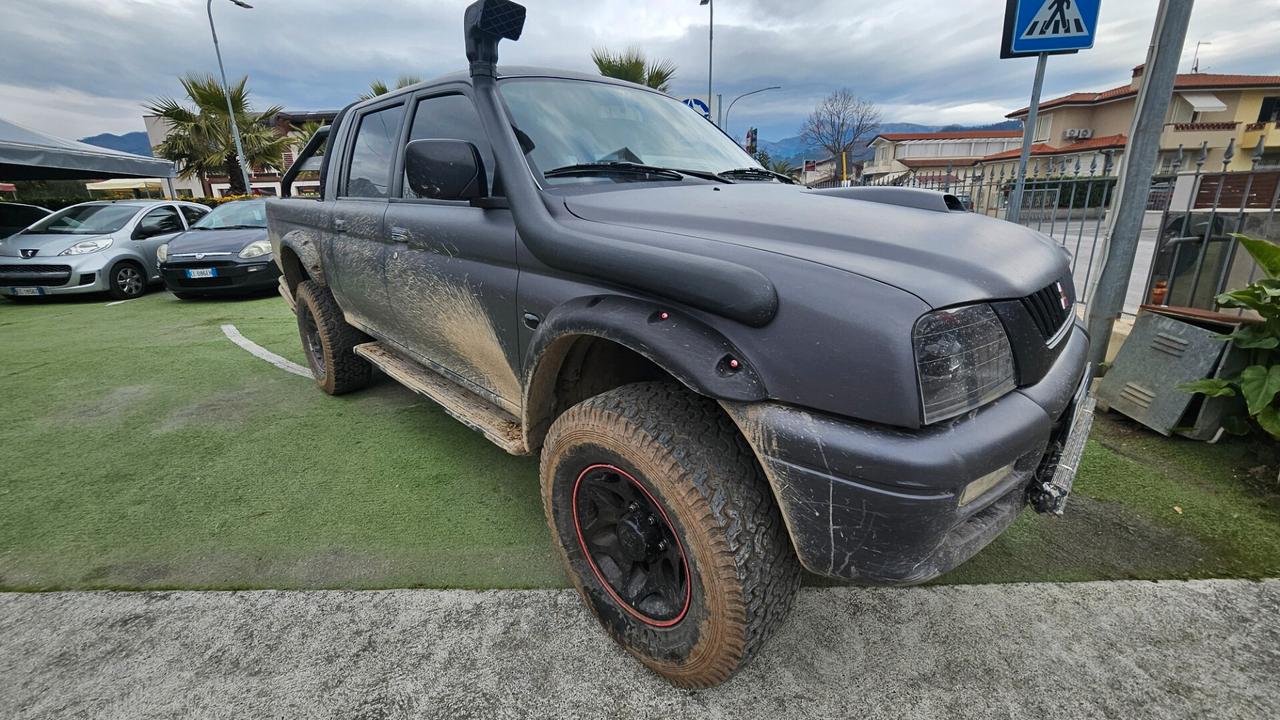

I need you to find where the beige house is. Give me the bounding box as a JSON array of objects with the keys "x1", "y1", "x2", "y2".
[
  {"x1": 977, "y1": 65, "x2": 1280, "y2": 178},
  {"x1": 863, "y1": 130, "x2": 1023, "y2": 183}
]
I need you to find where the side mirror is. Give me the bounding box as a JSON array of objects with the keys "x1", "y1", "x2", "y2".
[{"x1": 404, "y1": 139, "x2": 487, "y2": 201}]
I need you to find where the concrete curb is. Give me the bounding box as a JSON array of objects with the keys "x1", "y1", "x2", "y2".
[{"x1": 2, "y1": 579, "x2": 1277, "y2": 719}]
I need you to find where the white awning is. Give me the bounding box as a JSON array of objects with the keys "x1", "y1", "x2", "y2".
[
  {"x1": 86, "y1": 178, "x2": 163, "y2": 190},
  {"x1": 1179, "y1": 92, "x2": 1227, "y2": 113}
]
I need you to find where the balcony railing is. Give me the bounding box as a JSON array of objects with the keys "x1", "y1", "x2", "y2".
[{"x1": 1169, "y1": 121, "x2": 1241, "y2": 132}]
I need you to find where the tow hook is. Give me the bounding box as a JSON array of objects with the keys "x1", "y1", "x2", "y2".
[{"x1": 1029, "y1": 481, "x2": 1068, "y2": 515}]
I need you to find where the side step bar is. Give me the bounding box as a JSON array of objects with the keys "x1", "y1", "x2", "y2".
[{"x1": 354, "y1": 342, "x2": 528, "y2": 455}]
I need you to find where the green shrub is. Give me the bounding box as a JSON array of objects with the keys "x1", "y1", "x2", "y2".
[{"x1": 1180, "y1": 234, "x2": 1280, "y2": 439}]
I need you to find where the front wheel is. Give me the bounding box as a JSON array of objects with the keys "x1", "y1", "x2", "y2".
[
  {"x1": 107, "y1": 261, "x2": 147, "y2": 300},
  {"x1": 540, "y1": 382, "x2": 801, "y2": 688}
]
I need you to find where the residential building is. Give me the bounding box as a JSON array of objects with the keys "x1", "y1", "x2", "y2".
[
  {"x1": 863, "y1": 130, "x2": 1023, "y2": 182},
  {"x1": 143, "y1": 109, "x2": 337, "y2": 198},
  {"x1": 978, "y1": 65, "x2": 1280, "y2": 178}
]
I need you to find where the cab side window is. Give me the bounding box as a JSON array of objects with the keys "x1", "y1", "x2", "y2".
[
  {"x1": 346, "y1": 104, "x2": 406, "y2": 199},
  {"x1": 403, "y1": 94, "x2": 496, "y2": 198}
]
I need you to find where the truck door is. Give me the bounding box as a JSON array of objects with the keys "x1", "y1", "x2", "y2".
[
  {"x1": 382, "y1": 90, "x2": 521, "y2": 410},
  {"x1": 324, "y1": 101, "x2": 406, "y2": 335}
]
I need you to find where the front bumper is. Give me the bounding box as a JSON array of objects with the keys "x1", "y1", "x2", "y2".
[
  {"x1": 726, "y1": 324, "x2": 1091, "y2": 585},
  {"x1": 0, "y1": 253, "x2": 119, "y2": 296},
  {"x1": 160, "y1": 258, "x2": 281, "y2": 294}
]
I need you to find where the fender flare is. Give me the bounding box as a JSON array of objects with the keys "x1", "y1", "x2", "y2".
[
  {"x1": 521, "y1": 295, "x2": 768, "y2": 448},
  {"x1": 277, "y1": 228, "x2": 326, "y2": 294}
]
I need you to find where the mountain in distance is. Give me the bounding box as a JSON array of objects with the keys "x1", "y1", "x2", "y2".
[
  {"x1": 758, "y1": 121, "x2": 1022, "y2": 165},
  {"x1": 79, "y1": 131, "x2": 152, "y2": 157}
]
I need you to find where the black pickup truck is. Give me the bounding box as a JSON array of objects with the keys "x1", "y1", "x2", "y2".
[{"x1": 267, "y1": 0, "x2": 1093, "y2": 688}]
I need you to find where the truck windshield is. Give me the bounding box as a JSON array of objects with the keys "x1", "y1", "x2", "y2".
[{"x1": 499, "y1": 78, "x2": 762, "y2": 184}]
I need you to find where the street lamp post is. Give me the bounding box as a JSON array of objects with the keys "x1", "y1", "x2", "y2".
[
  {"x1": 207, "y1": 0, "x2": 254, "y2": 195},
  {"x1": 700, "y1": 0, "x2": 713, "y2": 124},
  {"x1": 724, "y1": 86, "x2": 782, "y2": 142}
]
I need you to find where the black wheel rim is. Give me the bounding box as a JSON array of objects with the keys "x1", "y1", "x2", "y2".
[
  {"x1": 117, "y1": 266, "x2": 143, "y2": 296},
  {"x1": 572, "y1": 463, "x2": 691, "y2": 627},
  {"x1": 300, "y1": 305, "x2": 326, "y2": 377}
]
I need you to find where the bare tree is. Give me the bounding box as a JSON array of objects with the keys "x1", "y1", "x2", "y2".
[{"x1": 800, "y1": 89, "x2": 882, "y2": 168}]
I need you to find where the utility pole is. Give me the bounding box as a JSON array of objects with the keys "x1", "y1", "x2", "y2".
[
  {"x1": 701, "y1": 0, "x2": 713, "y2": 124},
  {"x1": 1085, "y1": 0, "x2": 1194, "y2": 370},
  {"x1": 207, "y1": 0, "x2": 254, "y2": 195},
  {"x1": 1008, "y1": 53, "x2": 1048, "y2": 223}
]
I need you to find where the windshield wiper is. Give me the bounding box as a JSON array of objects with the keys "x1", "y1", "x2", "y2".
[
  {"x1": 543, "y1": 162, "x2": 686, "y2": 181},
  {"x1": 717, "y1": 167, "x2": 795, "y2": 184}
]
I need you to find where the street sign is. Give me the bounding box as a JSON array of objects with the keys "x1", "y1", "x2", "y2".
[
  {"x1": 1001, "y1": 0, "x2": 1102, "y2": 58},
  {"x1": 682, "y1": 97, "x2": 711, "y2": 119}
]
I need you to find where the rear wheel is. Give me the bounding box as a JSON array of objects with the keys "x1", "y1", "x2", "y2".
[
  {"x1": 540, "y1": 382, "x2": 800, "y2": 688},
  {"x1": 107, "y1": 261, "x2": 147, "y2": 300},
  {"x1": 294, "y1": 280, "x2": 372, "y2": 395}
]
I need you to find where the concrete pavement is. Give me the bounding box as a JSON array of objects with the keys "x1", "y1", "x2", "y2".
[{"x1": 2, "y1": 579, "x2": 1278, "y2": 719}]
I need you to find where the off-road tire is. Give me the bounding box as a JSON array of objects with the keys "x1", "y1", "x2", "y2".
[
  {"x1": 540, "y1": 381, "x2": 801, "y2": 688},
  {"x1": 295, "y1": 280, "x2": 372, "y2": 395},
  {"x1": 106, "y1": 260, "x2": 147, "y2": 300}
]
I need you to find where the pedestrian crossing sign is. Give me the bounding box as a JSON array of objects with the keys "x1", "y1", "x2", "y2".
[{"x1": 1001, "y1": 0, "x2": 1102, "y2": 58}]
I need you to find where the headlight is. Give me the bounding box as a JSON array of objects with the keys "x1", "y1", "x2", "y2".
[
  {"x1": 913, "y1": 304, "x2": 1016, "y2": 424},
  {"x1": 157, "y1": 243, "x2": 169, "y2": 263},
  {"x1": 59, "y1": 237, "x2": 114, "y2": 255},
  {"x1": 239, "y1": 240, "x2": 272, "y2": 259}
]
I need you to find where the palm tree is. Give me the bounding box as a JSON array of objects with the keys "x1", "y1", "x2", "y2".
[
  {"x1": 769, "y1": 158, "x2": 795, "y2": 176},
  {"x1": 360, "y1": 75, "x2": 423, "y2": 100},
  {"x1": 289, "y1": 120, "x2": 326, "y2": 157},
  {"x1": 591, "y1": 48, "x2": 677, "y2": 92},
  {"x1": 147, "y1": 74, "x2": 289, "y2": 196}
]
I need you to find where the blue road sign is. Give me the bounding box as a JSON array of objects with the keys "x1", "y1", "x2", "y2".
[
  {"x1": 682, "y1": 98, "x2": 711, "y2": 119},
  {"x1": 1001, "y1": 0, "x2": 1101, "y2": 58}
]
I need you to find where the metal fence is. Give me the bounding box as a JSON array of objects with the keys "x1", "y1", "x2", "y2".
[{"x1": 806, "y1": 137, "x2": 1279, "y2": 314}]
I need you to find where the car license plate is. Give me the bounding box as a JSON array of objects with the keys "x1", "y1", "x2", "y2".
[
  {"x1": 10, "y1": 287, "x2": 42, "y2": 296},
  {"x1": 185, "y1": 268, "x2": 217, "y2": 279}
]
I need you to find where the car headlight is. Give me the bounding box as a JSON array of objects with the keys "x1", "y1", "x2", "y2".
[
  {"x1": 913, "y1": 304, "x2": 1016, "y2": 424},
  {"x1": 59, "y1": 237, "x2": 114, "y2": 255},
  {"x1": 239, "y1": 240, "x2": 272, "y2": 259},
  {"x1": 157, "y1": 243, "x2": 169, "y2": 263}
]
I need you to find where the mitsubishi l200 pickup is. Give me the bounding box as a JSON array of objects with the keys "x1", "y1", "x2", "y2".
[{"x1": 267, "y1": 0, "x2": 1093, "y2": 688}]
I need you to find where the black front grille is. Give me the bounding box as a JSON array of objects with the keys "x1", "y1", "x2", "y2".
[
  {"x1": 0, "y1": 264, "x2": 71, "y2": 273},
  {"x1": 1021, "y1": 281, "x2": 1073, "y2": 339},
  {"x1": 0, "y1": 264, "x2": 73, "y2": 287}
]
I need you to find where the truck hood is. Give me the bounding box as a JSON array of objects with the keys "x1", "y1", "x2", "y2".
[
  {"x1": 562, "y1": 183, "x2": 1069, "y2": 308},
  {"x1": 166, "y1": 227, "x2": 268, "y2": 255},
  {"x1": 0, "y1": 233, "x2": 112, "y2": 258}
]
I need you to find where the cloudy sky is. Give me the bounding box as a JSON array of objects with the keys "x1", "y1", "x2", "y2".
[{"x1": 1, "y1": 0, "x2": 1277, "y2": 143}]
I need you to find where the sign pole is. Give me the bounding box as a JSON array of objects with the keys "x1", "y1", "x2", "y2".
[{"x1": 1008, "y1": 52, "x2": 1048, "y2": 223}]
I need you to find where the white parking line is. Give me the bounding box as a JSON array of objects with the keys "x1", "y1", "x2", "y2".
[
  {"x1": 104, "y1": 299, "x2": 133, "y2": 307},
  {"x1": 220, "y1": 324, "x2": 313, "y2": 379}
]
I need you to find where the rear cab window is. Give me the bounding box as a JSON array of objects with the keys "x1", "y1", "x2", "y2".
[{"x1": 344, "y1": 104, "x2": 406, "y2": 198}]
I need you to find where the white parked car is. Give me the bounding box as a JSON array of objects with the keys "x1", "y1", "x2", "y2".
[{"x1": 0, "y1": 200, "x2": 210, "y2": 300}]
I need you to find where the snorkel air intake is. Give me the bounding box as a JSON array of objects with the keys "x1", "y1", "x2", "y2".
[{"x1": 462, "y1": 0, "x2": 777, "y2": 327}]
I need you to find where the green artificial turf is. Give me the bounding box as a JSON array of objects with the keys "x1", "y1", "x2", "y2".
[{"x1": 1, "y1": 292, "x2": 1277, "y2": 591}]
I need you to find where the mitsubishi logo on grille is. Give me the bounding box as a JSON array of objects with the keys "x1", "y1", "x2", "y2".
[
  {"x1": 1055, "y1": 281, "x2": 1071, "y2": 310},
  {"x1": 20, "y1": 249, "x2": 37, "y2": 258}
]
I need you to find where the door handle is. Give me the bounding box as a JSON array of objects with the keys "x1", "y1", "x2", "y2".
[
  {"x1": 333, "y1": 218, "x2": 347, "y2": 232},
  {"x1": 390, "y1": 226, "x2": 409, "y2": 244}
]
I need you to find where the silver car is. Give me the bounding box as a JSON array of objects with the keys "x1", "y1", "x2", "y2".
[{"x1": 0, "y1": 200, "x2": 211, "y2": 300}]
